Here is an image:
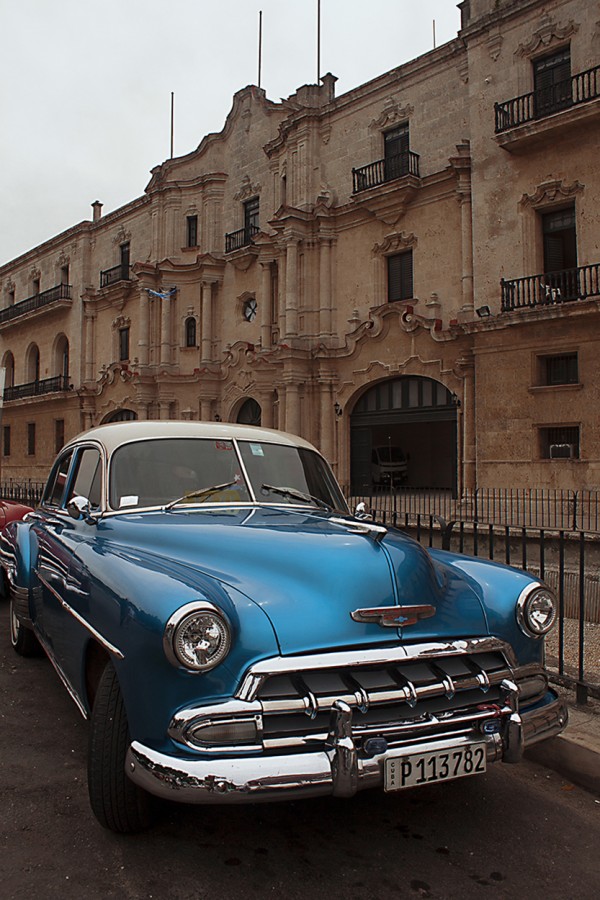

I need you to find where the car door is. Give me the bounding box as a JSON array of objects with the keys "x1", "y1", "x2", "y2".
[{"x1": 31, "y1": 445, "x2": 103, "y2": 692}]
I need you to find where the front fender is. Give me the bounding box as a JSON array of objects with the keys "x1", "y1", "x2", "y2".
[{"x1": 0, "y1": 520, "x2": 36, "y2": 605}]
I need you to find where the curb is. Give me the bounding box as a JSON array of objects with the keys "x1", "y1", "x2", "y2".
[{"x1": 525, "y1": 705, "x2": 600, "y2": 796}]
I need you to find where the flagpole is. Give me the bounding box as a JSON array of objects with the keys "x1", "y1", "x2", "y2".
[
  {"x1": 170, "y1": 92, "x2": 174, "y2": 159},
  {"x1": 317, "y1": 0, "x2": 321, "y2": 83},
  {"x1": 258, "y1": 10, "x2": 263, "y2": 88}
]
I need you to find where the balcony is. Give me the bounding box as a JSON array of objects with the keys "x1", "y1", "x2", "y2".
[
  {"x1": 501, "y1": 263, "x2": 600, "y2": 312},
  {"x1": 3, "y1": 374, "x2": 71, "y2": 402},
  {"x1": 225, "y1": 225, "x2": 259, "y2": 254},
  {"x1": 100, "y1": 264, "x2": 131, "y2": 288},
  {"x1": 0, "y1": 283, "x2": 71, "y2": 326},
  {"x1": 495, "y1": 65, "x2": 600, "y2": 150},
  {"x1": 352, "y1": 151, "x2": 420, "y2": 194}
]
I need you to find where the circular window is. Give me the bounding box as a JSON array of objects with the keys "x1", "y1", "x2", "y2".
[{"x1": 242, "y1": 298, "x2": 258, "y2": 322}]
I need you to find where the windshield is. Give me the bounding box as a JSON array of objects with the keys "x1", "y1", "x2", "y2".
[
  {"x1": 108, "y1": 437, "x2": 348, "y2": 513},
  {"x1": 377, "y1": 446, "x2": 405, "y2": 463}
]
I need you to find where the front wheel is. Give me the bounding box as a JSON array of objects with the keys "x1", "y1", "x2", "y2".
[
  {"x1": 9, "y1": 594, "x2": 41, "y2": 657},
  {"x1": 88, "y1": 662, "x2": 157, "y2": 833}
]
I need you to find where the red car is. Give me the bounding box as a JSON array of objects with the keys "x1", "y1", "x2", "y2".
[{"x1": 0, "y1": 499, "x2": 33, "y2": 531}]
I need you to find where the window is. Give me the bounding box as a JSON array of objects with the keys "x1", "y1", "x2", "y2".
[
  {"x1": 44, "y1": 451, "x2": 73, "y2": 506},
  {"x1": 27, "y1": 423, "x2": 36, "y2": 456},
  {"x1": 120, "y1": 242, "x2": 130, "y2": 279},
  {"x1": 3, "y1": 426, "x2": 10, "y2": 457},
  {"x1": 539, "y1": 425, "x2": 580, "y2": 459},
  {"x1": 55, "y1": 419, "x2": 65, "y2": 454},
  {"x1": 32, "y1": 278, "x2": 40, "y2": 295},
  {"x1": 534, "y1": 47, "x2": 571, "y2": 117},
  {"x1": 244, "y1": 198, "x2": 259, "y2": 239},
  {"x1": 185, "y1": 317, "x2": 197, "y2": 347},
  {"x1": 539, "y1": 353, "x2": 578, "y2": 386},
  {"x1": 541, "y1": 206, "x2": 578, "y2": 299},
  {"x1": 60, "y1": 265, "x2": 69, "y2": 284},
  {"x1": 387, "y1": 251, "x2": 413, "y2": 302},
  {"x1": 384, "y1": 123, "x2": 409, "y2": 180},
  {"x1": 119, "y1": 327, "x2": 130, "y2": 362},
  {"x1": 186, "y1": 215, "x2": 198, "y2": 248},
  {"x1": 242, "y1": 298, "x2": 257, "y2": 322},
  {"x1": 70, "y1": 447, "x2": 102, "y2": 508}
]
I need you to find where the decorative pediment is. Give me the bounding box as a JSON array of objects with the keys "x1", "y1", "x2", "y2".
[
  {"x1": 373, "y1": 232, "x2": 417, "y2": 257},
  {"x1": 113, "y1": 226, "x2": 132, "y2": 246},
  {"x1": 520, "y1": 179, "x2": 584, "y2": 209},
  {"x1": 370, "y1": 99, "x2": 414, "y2": 131},
  {"x1": 515, "y1": 14, "x2": 579, "y2": 58},
  {"x1": 234, "y1": 175, "x2": 261, "y2": 202},
  {"x1": 112, "y1": 314, "x2": 131, "y2": 330}
]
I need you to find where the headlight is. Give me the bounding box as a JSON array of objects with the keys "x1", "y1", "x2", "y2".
[
  {"x1": 516, "y1": 583, "x2": 557, "y2": 638},
  {"x1": 164, "y1": 602, "x2": 231, "y2": 671}
]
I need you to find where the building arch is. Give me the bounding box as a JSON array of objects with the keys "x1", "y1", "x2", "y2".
[
  {"x1": 2, "y1": 350, "x2": 15, "y2": 388},
  {"x1": 349, "y1": 375, "x2": 458, "y2": 492},
  {"x1": 101, "y1": 408, "x2": 138, "y2": 424},
  {"x1": 25, "y1": 343, "x2": 40, "y2": 384},
  {"x1": 236, "y1": 397, "x2": 262, "y2": 426},
  {"x1": 53, "y1": 333, "x2": 69, "y2": 380}
]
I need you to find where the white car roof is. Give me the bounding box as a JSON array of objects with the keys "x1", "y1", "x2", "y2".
[{"x1": 64, "y1": 420, "x2": 319, "y2": 457}]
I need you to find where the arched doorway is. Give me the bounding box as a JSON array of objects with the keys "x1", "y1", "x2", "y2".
[
  {"x1": 102, "y1": 408, "x2": 138, "y2": 424},
  {"x1": 350, "y1": 376, "x2": 458, "y2": 492},
  {"x1": 236, "y1": 398, "x2": 262, "y2": 426}
]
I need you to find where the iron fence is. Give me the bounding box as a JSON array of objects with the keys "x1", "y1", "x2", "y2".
[{"x1": 0, "y1": 481, "x2": 45, "y2": 505}]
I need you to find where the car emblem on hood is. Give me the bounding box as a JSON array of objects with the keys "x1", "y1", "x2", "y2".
[{"x1": 350, "y1": 605, "x2": 436, "y2": 627}]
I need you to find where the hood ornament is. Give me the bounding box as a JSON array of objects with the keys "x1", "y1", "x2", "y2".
[
  {"x1": 329, "y1": 516, "x2": 387, "y2": 542},
  {"x1": 351, "y1": 605, "x2": 436, "y2": 627}
]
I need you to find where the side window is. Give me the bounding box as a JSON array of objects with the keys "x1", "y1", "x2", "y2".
[
  {"x1": 70, "y1": 448, "x2": 102, "y2": 508},
  {"x1": 44, "y1": 452, "x2": 74, "y2": 507}
]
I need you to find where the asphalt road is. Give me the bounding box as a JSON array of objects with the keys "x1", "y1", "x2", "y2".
[{"x1": 1, "y1": 605, "x2": 599, "y2": 900}]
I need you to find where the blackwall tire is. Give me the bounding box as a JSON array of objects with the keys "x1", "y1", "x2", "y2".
[
  {"x1": 88, "y1": 662, "x2": 157, "y2": 833},
  {"x1": 9, "y1": 595, "x2": 41, "y2": 657}
]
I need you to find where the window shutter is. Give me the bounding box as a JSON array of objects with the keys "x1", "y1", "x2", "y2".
[{"x1": 388, "y1": 252, "x2": 413, "y2": 302}]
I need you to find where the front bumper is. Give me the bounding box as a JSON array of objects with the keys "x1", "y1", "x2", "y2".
[{"x1": 126, "y1": 690, "x2": 567, "y2": 805}]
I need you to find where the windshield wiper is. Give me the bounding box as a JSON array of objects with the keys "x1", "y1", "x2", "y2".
[
  {"x1": 260, "y1": 483, "x2": 332, "y2": 511},
  {"x1": 165, "y1": 480, "x2": 239, "y2": 511}
]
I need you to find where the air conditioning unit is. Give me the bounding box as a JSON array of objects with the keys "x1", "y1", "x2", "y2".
[{"x1": 549, "y1": 443, "x2": 575, "y2": 459}]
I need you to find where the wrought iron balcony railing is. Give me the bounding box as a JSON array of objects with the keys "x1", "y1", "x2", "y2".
[
  {"x1": 3, "y1": 374, "x2": 71, "y2": 402},
  {"x1": 225, "y1": 225, "x2": 260, "y2": 253},
  {"x1": 501, "y1": 263, "x2": 600, "y2": 312},
  {"x1": 495, "y1": 64, "x2": 600, "y2": 133},
  {"x1": 352, "y1": 151, "x2": 420, "y2": 193},
  {"x1": 0, "y1": 283, "x2": 71, "y2": 325},
  {"x1": 100, "y1": 264, "x2": 131, "y2": 288}
]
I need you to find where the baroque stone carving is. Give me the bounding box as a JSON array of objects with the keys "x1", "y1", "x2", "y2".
[
  {"x1": 370, "y1": 99, "x2": 413, "y2": 131},
  {"x1": 113, "y1": 226, "x2": 132, "y2": 246},
  {"x1": 520, "y1": 179, "x2": 584, "y2": 209},
  {"x1": 372, "y1": 232, "x2": 417, "y2": 257},
  {"x1": 515, "y1": 14, "x2": 579, "y2": 58},
  {"x1": 234, "y1": 175, "x2": 261, "y2": 202}
]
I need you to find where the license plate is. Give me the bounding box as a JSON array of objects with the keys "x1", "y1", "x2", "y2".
[{"x1": 384, "y1": 743, "x2": 487, "y2": 791}]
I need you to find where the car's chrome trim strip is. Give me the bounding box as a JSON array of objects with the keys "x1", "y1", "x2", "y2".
[
  {"x1": 35, "y1": 570, "x2": 124, "y2": 660},
  {"x1": 33, "y1": 629, "x2": 88, "y2": 719}
]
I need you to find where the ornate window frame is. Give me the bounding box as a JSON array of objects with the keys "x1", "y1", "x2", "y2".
[{"x1": 371, "y1": 232, "x2": 418, "y2": 308}]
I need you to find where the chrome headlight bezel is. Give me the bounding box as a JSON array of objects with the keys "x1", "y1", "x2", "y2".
[
  {"x1": 516, "y1": 583, "x2": 557, "y2": 639},
  {"x1": 164, "y1": 601, "x2": 232, "y2": 672}
]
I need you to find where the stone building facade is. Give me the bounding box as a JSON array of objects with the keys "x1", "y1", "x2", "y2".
[{"x1": 1, "y1": 0, "x2": 598, "y2": 493}]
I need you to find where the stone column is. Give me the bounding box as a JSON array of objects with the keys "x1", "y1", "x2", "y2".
[
  {"x1": 159, "y1": 294, "x2": 171, "y2": 367},
  {"x1": 458, "y1": 355, "x2": 476, "y2": 491},
  {"x1": 257, "y1": 390, "x2": 273, "y2": 428},
  {"x1": 284, "y1": 238, "x2": 299, "y2": 338},
  {"x1": 319, "y1": 237, "x2": 333, "y2": 339},
  {"x1": 201, "y1": 281, "x2": 213, "y2": 363},
  {"x1": 138, "y1": 290, "x2": 149, "y2": 367},
  {"x1": 284, "y1": 382, "x2": 300, "y2": 436},
  {"x1": 83, "y1": 301, "x2": 96, "y2": 383},
  {"x1": 450, "y1": 143, "x2": 474, "y2": 315},
  {"x1": 318, "y1": 379, "x2": 334, "y2": 462},
  {"x1": 260, "y1": 261, "x2": 272, "y2": 350},
  {"x1": 200, "y1": 397, "x2": 212, "y2": 422}
]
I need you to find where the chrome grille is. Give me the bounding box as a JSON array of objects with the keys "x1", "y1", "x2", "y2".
[{"x1": 237, "y1": 640, "x2": 516, "y2": 754}]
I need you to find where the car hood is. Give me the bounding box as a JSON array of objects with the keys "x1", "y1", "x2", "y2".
[{"x1": 99, "y1": 507, "x2": 489, "y2": 655}]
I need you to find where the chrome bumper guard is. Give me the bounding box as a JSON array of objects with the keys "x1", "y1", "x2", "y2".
[{"x1": 126, "y1": 687, "x2": 568, "y2": 805}]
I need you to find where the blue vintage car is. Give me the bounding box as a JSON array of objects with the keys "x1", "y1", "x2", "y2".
[{"x1": 2, "y1": 421, "x2": 567, "y2": 832}]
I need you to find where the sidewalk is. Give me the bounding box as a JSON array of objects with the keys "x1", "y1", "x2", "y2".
[{"x1": 526, "y1": 699, "x2": 600, "y2": 795}]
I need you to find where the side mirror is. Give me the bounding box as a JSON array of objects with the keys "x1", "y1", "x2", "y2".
[
  {"x1": 354, "y1": 501, "x2": 373, "y2": 521},
  {"x1": 67, "y1": 495, "x2": 94, "y2": 522}
]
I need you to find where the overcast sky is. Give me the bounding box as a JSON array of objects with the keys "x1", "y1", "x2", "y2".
[{"x1": 1, "y1": 0, "x2": 461, "y2": 267}]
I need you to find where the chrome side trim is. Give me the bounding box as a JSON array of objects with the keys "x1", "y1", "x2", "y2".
[
  {"x1": 33, "y1": 630, "x2": 88, "y2": 719},
  {"x1": 236, "y1": 637, "x2": 517, "y2": 702},
  {"x1": 35, "y1": 570, "x2": 124, "y2": 660}
]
